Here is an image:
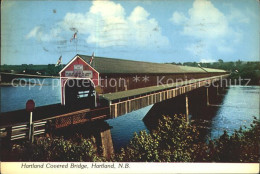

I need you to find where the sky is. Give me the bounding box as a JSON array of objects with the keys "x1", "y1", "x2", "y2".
[{"x1": 1, "y1": 0, "x2": 259, "y2": 65}]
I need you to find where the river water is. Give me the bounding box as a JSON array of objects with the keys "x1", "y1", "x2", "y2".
[
  {"x1": 0, "y1": 78, "x2": 259, "y2": 151},
  {"x1": 209, "y1": 86, "x2": 259, "y2": 139}
]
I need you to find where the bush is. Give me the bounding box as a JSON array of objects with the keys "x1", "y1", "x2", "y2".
[
  {"x1": 209, "y1": 116, "x2": 260, "y2": 162},
  {"x1": 114, "y1": 131, "x2": 161, "y2": 162},
  {"x1": 114, "y1": 114, "x2": 201, "y2": 162},
  {"x1": 114, "y1": 115, "x2": 260, "y2": 162},
  {"x1": 11, "y1": 136, "x2": 104, "y2": 161}
]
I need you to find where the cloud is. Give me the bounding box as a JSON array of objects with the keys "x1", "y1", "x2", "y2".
[
  {"x1": 26, "y1": 26, "x2": 61, "y2": 42},
  {"x1": 26, "y1": 26, "x2": 41, "y2": 39},
  {"x1": 176, "y1": 0, "x2": 230, "y2": 39},
  {"x1": 27, "y1": 1, "x2": 169, "y2": 49},
  {"x1": 225, "y1": 3, "x2": 250, "y2": 24},
  {"x1": 171, "y1": 0, "x2": 242, "y2": 58},
  {"x1": 200, "y1": 58, "x2": 216, "y2": 63},
  {"x1": 171, "y1": 12, "x2": 188, "y2": 25},
  {"x1": 126, "y1": 6, "x2": 169, "y2": 47}
]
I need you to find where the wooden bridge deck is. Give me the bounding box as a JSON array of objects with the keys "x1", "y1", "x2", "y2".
[
  {"x1": 102, "y1": 75, "x2": 228, "y2": 102},
  {"x1": 106, "y1": 74, "x2": 229, "y2": 118}
]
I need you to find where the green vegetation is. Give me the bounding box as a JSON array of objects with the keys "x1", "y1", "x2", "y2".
[
  {"x1": 6, "y1": 115, "x2": 259, "y2": 162},
  {"x1": 180, "y1": 60, "x2": 260, "y2": 85},
  {"x1": 113, "y1": 115, "x2": 199, "y2": 162},
  {"x1": 114, "y1": 115, "x2": 259, "y2": 162},
  {"x1": 0, "y1": 64, "x2": 64, "y2": 76},
  {"x1": 10, "y1": 136, "x2": 104, "y2": 161}
]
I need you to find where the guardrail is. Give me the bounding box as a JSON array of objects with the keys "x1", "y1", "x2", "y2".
[
  {"x1": 0, "y1": 120, "x2": 47, "y2": 142},
  {"x1": 0, "y1": 107, "x2": 110, "y2": 142},
  {"x1": 36, "y1": 106, "x2": 110, "y2": 129}
]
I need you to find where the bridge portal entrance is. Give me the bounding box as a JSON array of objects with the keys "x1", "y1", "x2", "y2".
[
  {"x1": 59, "y1": 55, "x2": 100, "y2": 106},
  {"x1": 64, "y1": 79, "x2": 96, "y2": 109}
]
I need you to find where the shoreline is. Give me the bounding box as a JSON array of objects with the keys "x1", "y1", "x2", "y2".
[{"x1": 0, "y1": 82, "x2": 46, "y2": 87}]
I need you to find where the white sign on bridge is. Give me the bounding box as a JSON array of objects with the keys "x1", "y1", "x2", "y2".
[
  {"x1": 65, "y1": 70, "x2": 93, "y2": 78},
  {"x1": 74, "y1": 64, "x2": 83, "y2": 70}
]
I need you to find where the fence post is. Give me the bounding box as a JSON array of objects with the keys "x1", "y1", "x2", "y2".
[
  {"x1": 185, "y1": 95, "x2": 189, "y2": 123},
  {"x1": 206, "y1": 87, "x2": 210, "y2": 106},
  {"x1": 30, "y1": 123, "x2": 34, "y2": 143},
  {"x1": 28, "y1": 111, "x2": 33, "y2": 142},
  {"x1": 46, "y1": 120, "x2": 53, "y2": 138},
  {"x1": 6, "y1": 127, "x2": 12, "y2": 141},
  {"x1": 217, "y1": 85, "x2": 219, "y2": 95},
  {"x1": 6, "y1": 127, "x2": 12, "y2": 150},
  {"x1": 26, "y1": 100, "x2": 35, "y2": 143}
]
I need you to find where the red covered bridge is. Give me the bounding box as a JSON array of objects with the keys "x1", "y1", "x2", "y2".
[
  {"x1": 0, "y1": 54, "x2": 229, "y2": 142},
  {"x1": 59, "y1": 54, "x2": 228, "y2": 117}
]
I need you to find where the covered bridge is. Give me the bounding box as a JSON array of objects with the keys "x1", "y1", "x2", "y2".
[{"x1": 59, "y1": 54, "x2": 227, "y2": 109}]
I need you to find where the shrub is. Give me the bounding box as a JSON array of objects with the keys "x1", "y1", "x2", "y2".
[
  {"x1": 209, "y1": 116, "x2": 260, "y2": 162},
  {"x1": 115, "y1": 114, "x2": 201, "y2": 162},
  {"x1": 114, "y1": 115, "x2": 260, "y2": 162},
  {"x1": 11, "y1": 136, "x2": 104, "y2": 162},
  {"x1": 114, "y1": 131, "x2": 161, "y2": 162}
]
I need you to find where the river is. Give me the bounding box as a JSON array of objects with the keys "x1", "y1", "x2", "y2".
[{"x1": 0, "y1": 78, "x2": 259, "y2": 151}]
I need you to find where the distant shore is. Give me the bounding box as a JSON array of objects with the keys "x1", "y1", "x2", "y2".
[{"x1": 0, "y1": 81, "x2": 44, "y2": 87}]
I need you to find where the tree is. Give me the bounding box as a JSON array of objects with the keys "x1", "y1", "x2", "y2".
[
  {"x1": 218, "y1": 59, "x2": 224, "y2": 64},
  {"x1": 114, "y1": 115, "x2": 260, "y2": 162},
  {"x1": 114, "y1": 131, "x2": 161, "y2": 162},
  {"x1": 9, "y1": 137, "x2": 104, "y2": 162},
  {"x1": 114, "y1": 114, "x2": 201, "y2": 162}
]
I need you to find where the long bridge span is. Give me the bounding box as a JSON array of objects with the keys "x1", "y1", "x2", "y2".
[{"x1": 0, "y1": 55, "x2": 229, "y2": 158}]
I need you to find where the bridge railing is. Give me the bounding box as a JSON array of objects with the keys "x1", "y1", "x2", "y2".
[
  {"x1": 47, "y1": 107, "x2": 110, "y2": 129},
  {"x1": 110, "y1": 75, "x2": 227, "y2": 118},
  {"x1": 0, "y1": 107, "x2": 110, "y2": 142},
  {"x1": 0, "y1": 120, "x2": 47, "y2": 142}
]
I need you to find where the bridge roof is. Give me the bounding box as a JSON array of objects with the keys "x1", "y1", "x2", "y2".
[{"x1": 78, "y1": 54, "x2": 226, "y2": 74}]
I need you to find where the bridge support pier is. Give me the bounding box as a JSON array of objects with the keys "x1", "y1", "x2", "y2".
[
  {"x1": 206, "y1": 87, "x2": 210, "y2": 106},
  {"x1": 100, "y1": 128, "x2": 114, "y2": 159},
  {"x1": 185, "y1": 94, "x2": 189, "y2": 123},
  {"x1": 95, "y1": 124, "x2": 114, "y2": 159}
]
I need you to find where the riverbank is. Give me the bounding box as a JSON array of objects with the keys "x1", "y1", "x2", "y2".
[{"x1": 0, "y1": 81, "x2": 45, "y2": 87}]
